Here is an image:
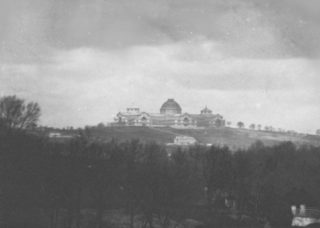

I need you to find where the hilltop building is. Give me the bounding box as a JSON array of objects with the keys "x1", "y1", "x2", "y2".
[{"x1": 113, "y1": 99, "x2": 225, "y2": 128}]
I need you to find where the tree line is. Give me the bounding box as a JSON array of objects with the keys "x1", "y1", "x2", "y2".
[
  {"x1": 1, "y1": 128, "x2": 320, "y2": 228},
  {"x1": 1, "y1": 96, "x2": 320, "y2": 228}
]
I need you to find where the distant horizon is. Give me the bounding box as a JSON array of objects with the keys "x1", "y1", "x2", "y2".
[
  {"x1": 1, "y1": 0, "x2": 319, "y2": 134},
  {"x1": 30, "y1": 96, "x2": 316, "y2": 135},
  {"x1": 39, "y1": 122, "x2": 318, "y2": 136}
]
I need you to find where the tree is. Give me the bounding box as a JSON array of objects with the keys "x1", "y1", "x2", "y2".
[
  {"x1": 202, "y1": 146, "x2": 233, "y2": 214},
  {"x1": 257, "y1": 124, "x2": 262, "y2": 131},
  {"x1": 237, "y1": 121, "x2": 244, "y2": 129},
  {"x1": 249, "y1": 124, "x2": 256, "y2": 130},
  {"x1": 0, "y1": 95, "x2": 40, "y2": 129},
  {"x1": 233, "y1": 151, "x2": 251, "y2": 211},
  {"x1": 264, "y1": 126, "x2": 274, "y2": 132},
  {"x1": 316, "y1": 129, "x2": 320, "y2": 135}
]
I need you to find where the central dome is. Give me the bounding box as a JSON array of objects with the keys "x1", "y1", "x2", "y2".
[{"x1": 160, "y1": 99, "x2": 182, "y2": 115}]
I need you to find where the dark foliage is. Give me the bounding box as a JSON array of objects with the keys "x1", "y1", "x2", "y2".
[
  {"x1": 0, "y1": 125, "x2": 320, "y2": 228},
  {"x1": 0, "y1": 95, "x2": 40, "y2": 130}
]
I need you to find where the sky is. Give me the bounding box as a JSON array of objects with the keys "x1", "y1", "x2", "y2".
[{"x1": 0, "y1": 0, "x2": 320, "y2": 133}]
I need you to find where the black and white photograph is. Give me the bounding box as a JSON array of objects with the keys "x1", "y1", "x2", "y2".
[{"x1": 1, "y1": 0, "x2": 320, "y2": 228}]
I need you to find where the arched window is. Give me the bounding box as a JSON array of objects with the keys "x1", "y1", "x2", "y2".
[
  {"x1": 140, "y1": 116, "x2": 149, "y2": 126},
  {"x1": 141, "y1": 116, "x2": 147, "y2": 121}
]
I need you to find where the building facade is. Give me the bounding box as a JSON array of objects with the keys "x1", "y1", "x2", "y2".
[
  {"x1": 113, "y1": 99, "x2": 225, "y2": 128},
  {"x1": 173, "y1": 136, "x2": 197, "y2": 145}
]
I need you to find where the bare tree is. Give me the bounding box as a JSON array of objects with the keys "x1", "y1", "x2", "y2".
[{"x1": 0, "y1": 95, "x2": 41, "y2": 129}]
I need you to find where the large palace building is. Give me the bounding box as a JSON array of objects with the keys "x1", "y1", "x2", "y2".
[{"x1": 112, "y1": 99, "x2": 225, "y2": 128}]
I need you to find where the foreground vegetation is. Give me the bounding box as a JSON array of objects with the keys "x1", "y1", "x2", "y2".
[
  {"x1": 1, "y1": 95, "x2": 320, "y2": 228},
  {"x1": 0, "y1": 126, "x2": 320, "y2": 228}
]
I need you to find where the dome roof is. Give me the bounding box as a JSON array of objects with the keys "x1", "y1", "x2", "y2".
[{"x1": 160, "y1": 99, "x2": 182, "y2": 115}]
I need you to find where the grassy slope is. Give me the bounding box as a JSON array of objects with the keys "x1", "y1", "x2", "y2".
[
  {"x1": 89, "y1": 126, "x2": 320, "y2": 149},
  {"x1": 89, "y1": 126, "x2": 176, "y2": 144}
]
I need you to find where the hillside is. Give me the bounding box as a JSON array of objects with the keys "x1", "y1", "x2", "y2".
[{"x1": 86, "y1": 126, "x2": 320, "y2": 150}]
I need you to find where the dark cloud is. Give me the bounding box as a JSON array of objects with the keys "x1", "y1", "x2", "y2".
[
  {"x1": 253, "y1": 0, "x2": 320, "y2": 58},
  {"x1": 1, "y1": 0, "x2": 319, "y2": 62}
]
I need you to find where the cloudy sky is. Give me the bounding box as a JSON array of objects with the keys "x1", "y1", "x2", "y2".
[{"x1": 1, "y1": 0, "x2": 320, "y2": 133}]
